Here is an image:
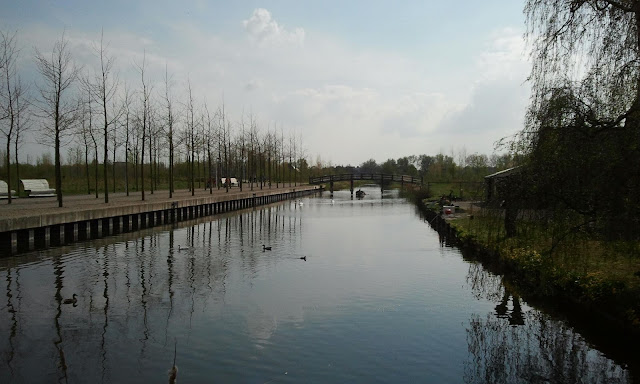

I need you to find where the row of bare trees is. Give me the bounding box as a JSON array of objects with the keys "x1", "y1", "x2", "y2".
[{"x1": 0, "y1": 29, "x2": 306, "y2": 207}]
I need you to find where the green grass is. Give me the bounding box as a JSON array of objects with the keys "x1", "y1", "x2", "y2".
[
  {"x1": 424, "y1": 181, "x2": 485, "y2": 201},
  {"x1": 432, "y1": 203, "x2": 640, "y2": 329}
]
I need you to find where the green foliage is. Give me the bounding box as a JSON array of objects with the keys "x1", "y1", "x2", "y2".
[
  {"x1": 514, "y1": 1, "x2": 640, "y2": 240},
  {"x1": 441, "y1": 206, "x2": 640, "y2": 330}
]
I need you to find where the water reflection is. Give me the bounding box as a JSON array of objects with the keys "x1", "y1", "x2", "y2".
[
  {"x1": 465, "y1": 310, "x2": 629, "y2": 383},
  {"x1": 4, "y1": 266, "x2": 18, "y2": 378},
  {"x1": 464, "y1": 263, "x2": 631, "y2": 383},
  {"x1": 0, "y1": 192, "x2": 635, "y2": 383},
  {"x1": 0, "y1": 205, "x2": 298, "y2": 382}
]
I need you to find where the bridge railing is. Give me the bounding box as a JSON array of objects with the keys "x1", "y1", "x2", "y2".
[{"x1": 309, "y1": 173, "x2": 422, "y2": 185}]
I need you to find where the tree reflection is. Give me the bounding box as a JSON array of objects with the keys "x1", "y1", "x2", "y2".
[
  {"x1": 165, "y1": 230, "x2": 175, "y2": 345},
  {"x1": 465, "y1": 310, "x2": 629, "y2": 383},
  {"x1": 4, "y1": 266, "x2": 19, "y2": 376},
  {"x1": 52, "y1": 254, "x2": 68, "y2": 383},
  {"x1": 464, "y1": 262, "x2": 630, "y2": 383}
]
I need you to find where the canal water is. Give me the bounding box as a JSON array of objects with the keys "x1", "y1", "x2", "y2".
[{"x1": 0, "y1": 187, "x2": 635, "y2": 383}]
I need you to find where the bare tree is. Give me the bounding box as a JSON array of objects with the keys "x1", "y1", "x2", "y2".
[
  {"x1": 247, "y1": 112, "x2": 259, "y2": 191},
  {"x1": 85, "y1": 29, "x2": 119, "y2": 203},
  {"x1": 78, "y1": 95, "x2": 93, "y2": 195},
  {"x1": 135, "y1": 51, "x2": 151, "y2": 201},
  {"x1": 203, "y1": 101, "x2": 215, "y2": 194},
  {"x1": 238, "y1": 112, "x2": 249, "y2": 191},
  {"x1": 280, "y1": 125, "x2": 285, "y2": 187},
  {"x1": 0, "y1": 30, "x2": 26, "y2": 203},
  {"x1": 12, "y1": 75, "x2": 31, "y2": 196},
  {"x1": 78, "y1": 81, "x2": 100, "y2": 198},
  {"x1": 132, "y1": 107, "x2": 142, "y2": 192},
  {"x1": 289, "y1": 131, "x2": 294, "y2": 187},
  {"x1": 264, "y1": 127, "x2": 273, "y2": 189},
  {"x1": 217, "y1": 100, "x2": 231, "y2": 192},
  {"x1": 148, "y1": 103, "x2": 158, "y2": 194},
  {"x1": 85, "y1": 94, "x2": 100, "y2": 199},
  {"x1": 162, "y1": 64, "x2": 176, "y2": 198},
  {"x1": 34, "y1": 30, "x2": 80, "y2": 207},
  {"x1": 270, "y1": 125, "x2": 278, "y2": 188},
  {"x1": 120, "y1": 83, "x2": 133, "y2": 196},
  {"x1": 111, "y1": 99, "x2": 120, "y2": 193},
  {"x1": 184, "y1": 79, "x2": 197, "y2": 196}
]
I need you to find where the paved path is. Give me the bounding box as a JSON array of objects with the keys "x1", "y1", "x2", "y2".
[{"x1": 0, "y1": 184, "x2": 317, "y2": 228}]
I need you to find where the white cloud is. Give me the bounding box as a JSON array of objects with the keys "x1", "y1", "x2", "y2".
[
  {"x1": 435, "y1": 28, "x2": 530, "y2": 155},
  {"x1": 4, "y1": 7, "x2": 531, "y2": 166},
  {"x1": 477, "y1": 27, "x2": 527, "y2": 82},
  {"x1": 243, "y1": 8, "x2": 305, "y2": 47}
]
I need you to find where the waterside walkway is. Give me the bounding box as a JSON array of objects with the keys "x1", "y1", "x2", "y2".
[{"x1": 0, "y1": 184, "x2": 320, "y2": 256}]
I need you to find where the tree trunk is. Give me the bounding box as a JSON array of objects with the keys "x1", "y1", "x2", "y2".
[
  {"x1": 14, "y1": 139, "x2": 20, "y2": 196},
  {"x1": 112, "y1": 137, "x2": 116, "y2": 194},
  {"x1": 55, "y1": 131, "x2": 62, "y2": 207},
  {"x1": 169, "y1": 136, "x2": 173, "y2": 198},
  {"x1": 85, "y1": 144, "x2": 90, "y2": 194},
  {"x1": 94, "y1": 149, "x2": 99, "y2": 199},
  {"x1": 5, "y1": 142, "x2": 11, "y2": 204},
  {"x1": 103, "y1": 111, "x2": 109, "y2": 203}
]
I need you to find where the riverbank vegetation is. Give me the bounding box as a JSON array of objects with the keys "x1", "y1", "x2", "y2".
[
  {"x1": 409, "y1": 0, "x2": 640, "y2": 334},
  {"x1": 505, "y1": 0, "x2": 640, "y2": 241},
  {"x1": 428, "y1": 204, "x2": 640, "y2": 332}
]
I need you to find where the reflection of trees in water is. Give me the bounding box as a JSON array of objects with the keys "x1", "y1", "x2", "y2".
[
  {"x1": 165, "y1": 230, "x2": 175, "y2": 345},
  {"x1": 466, "y1": 262, "x2": 504, "y2": 303},
  {"x1": 100, "y1": 244, "x2": 112, "y2": 383},
  {"x1": 464, "y1": 310, "x2": 629, "y2": 384},
  {"x1": 52, "y1": 254, "x2": 69, "y2": 384},
  {"x1": 3, "y1": 266, "x2": 20, "y2": 378},
  {"x1": 464, "y1": 262, "x2": 630, "y2": 383},
  {"x1": 0, "y1": 202, "x2": 304, "y2": 381}
]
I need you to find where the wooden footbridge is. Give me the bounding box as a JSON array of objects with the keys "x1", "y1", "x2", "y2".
[{"x1": 309, "y1": 173, "x2": 423, "y2": 195}]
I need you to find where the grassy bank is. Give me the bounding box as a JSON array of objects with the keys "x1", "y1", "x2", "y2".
[{"x1": 417, "y1": 198, "x2": 640, "y2": 335}]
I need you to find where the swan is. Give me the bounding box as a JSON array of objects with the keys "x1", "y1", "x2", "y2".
[
  {"x1": 263, "y1": 244, "x2": 272, "y2": 251},
  {"x1": 63, "y1": 294, "x2": 77, "y2": 305}
]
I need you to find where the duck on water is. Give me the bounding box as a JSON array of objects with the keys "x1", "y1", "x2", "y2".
[{"x1": 63, "y1": 294, "x2": 78, "y2": 305}]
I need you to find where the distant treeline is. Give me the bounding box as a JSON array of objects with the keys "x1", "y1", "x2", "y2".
[{"x1": 0, "y1": 149, "x2": 515, "y2": 196}]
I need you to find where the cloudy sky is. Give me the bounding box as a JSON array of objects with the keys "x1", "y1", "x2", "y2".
[{"x1": 2, "y1": 0, "x2": 530, "y2": 166}]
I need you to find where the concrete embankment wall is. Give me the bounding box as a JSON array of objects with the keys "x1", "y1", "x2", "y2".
[{"x1": 0, "y1": 186, "x2": 320, "y2": 256}]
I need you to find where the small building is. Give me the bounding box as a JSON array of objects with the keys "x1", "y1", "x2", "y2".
[{"x1": 484, "y1": 166, "x2": 520, "y2": 202}]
